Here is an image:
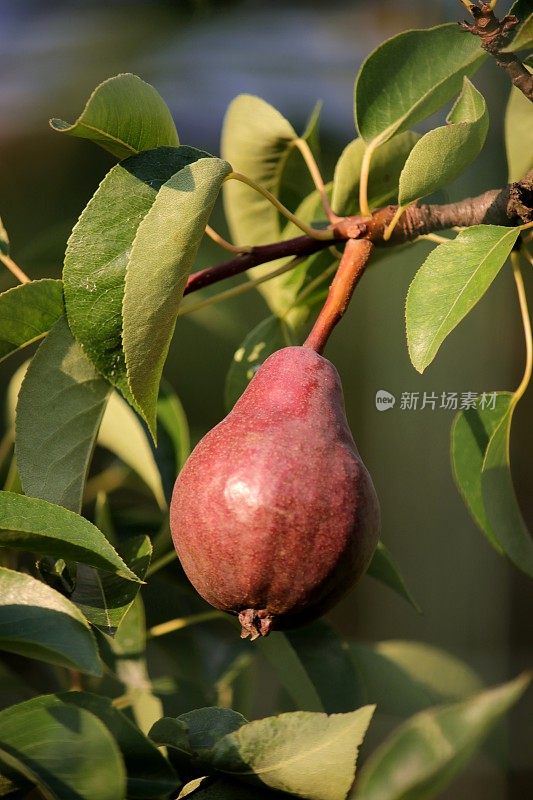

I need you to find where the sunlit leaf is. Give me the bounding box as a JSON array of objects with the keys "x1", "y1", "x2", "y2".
[
  {"x1": 451, "y1": 392, "x2": 512, "y2": 552},
  {"x1": 0, "y1": 694, "x2": 126, "y2": 800},
  {"x1": 354, "y1": 675, "x2": 529, "y2": 800},
  {"x1": 398, "y1": 77, "x2": 488, "y2": 205},
  {"x1": 0, "y1": 566, "x2": 102, "y2": 676},
  {"x1": 63, "y1": 146, "x2": 209, "y2": 402},
  {"x1": 505, "y1": 84, "x2": 533, "y2": 181},
  {"x1": 15, "y1": 316, "x2": 111, "y2": 512},
  {"x1": 301, "y1": 100, "x2": 323, "y2": 151},
  {"x1": 99, "y1": 390, "x2": 165, "y2": 508},
  {"x1": 211, "y1": 707, "x2": 375, "y2": 800},
  {"x1": 0, "y1": 491, "x2": 140, "y2": 582},
  {"x1": 122, "y1": 157, "x2": 232, "y2": 432},
  {"x1": 0, "y1": 279, "x2": 64, "y2": 363},
  {"x1": 50, "y1": 73, "x2": 179, "y2": 158},
  {"x1": 153, "y1": 380, "x2": 191, "y2": 505},
  {"x1": 355, "y1": 24, "x2": 485, "y2": 145},
  {"x1": 406, "y1": 225, "x2": 521, "y2": 373},
  {"x1": 222, "y1": 94, "x2": 297, "y2": 247},
  {"x1": 221, "y1": 94, "x2": 297, "y2": 314}
]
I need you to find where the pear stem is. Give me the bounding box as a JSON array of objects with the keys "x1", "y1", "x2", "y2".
[{"x1": 304, "y1": 238, "x2": 374, "y2": 354}]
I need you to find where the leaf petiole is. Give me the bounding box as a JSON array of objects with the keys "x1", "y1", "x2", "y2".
[
  {"x1": 293, "y1": 137, "x2": 340, "y2": 223},
  {"x1": 511, "y1": 251, "x2": 532, "y2": 405},
  {"x1": 204, "y1": 224, "x2": 252, "y2": 254},
  {"x1": 225, "y1": 172, "x2": 334, "y2": 241},
  {"x1": 0, "y1": 253, "x2": 30, "y2": 284}
]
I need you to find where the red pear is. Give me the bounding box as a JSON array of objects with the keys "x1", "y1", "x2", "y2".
[{"x1": 170, "y1": 346, "x2": 380, "y2": 639}]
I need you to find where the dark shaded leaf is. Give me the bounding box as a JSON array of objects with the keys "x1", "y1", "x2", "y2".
[{"x1": 0, "y1": 567, "x2": 101, "y2": 676}]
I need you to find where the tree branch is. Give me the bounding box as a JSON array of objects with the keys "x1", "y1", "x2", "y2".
[
  {"x1": 365, "y1": 171, "x2": 533, "y2": 243},
  {"x1": 184, "y1": 173, "x2": 533, "y2": 296},
  {"x1": 184, "y1": 234, "x2": 337, "y2": 295},
  {"x1": 459, "y1": 2, "x2": 533, "y2": 102}
]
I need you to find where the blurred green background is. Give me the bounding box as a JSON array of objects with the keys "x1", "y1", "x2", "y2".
[{"x1": 0, "y1": 1, "x2": 531, "y2": 797}]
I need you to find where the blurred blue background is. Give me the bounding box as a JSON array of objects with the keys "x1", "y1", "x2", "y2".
[{"x1": 0, "y1": 1, "x2": 531, "y2": 797}]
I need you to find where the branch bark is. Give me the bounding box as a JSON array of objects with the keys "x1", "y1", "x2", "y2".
[
  {"x1": 185, "y1": 172, "x2": 533, "y2": 295},
  {"x1": 459, "y1": 2, "x2": 533, "y2": 102}
]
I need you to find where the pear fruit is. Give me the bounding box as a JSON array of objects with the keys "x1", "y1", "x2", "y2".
[{"x1": 170, "y1": 346, "x2": 380, "y2": 639}]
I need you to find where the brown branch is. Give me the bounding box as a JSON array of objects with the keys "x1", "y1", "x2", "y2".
[
  {"x1": 185, "y1": 173, "x2": 533, "y2": 296},
  {"x1": 459, "y1": 3, "x2": 533, "y2": 102},
  {"x1": 184, "y1": 234, "x2": 338, "y2": 295},
  {"x1": 304, "y1": 239, "x2": 374, "y2": 354},
  {"x1": 365, "y1": 171, "x2": 533, "y2": 243}
]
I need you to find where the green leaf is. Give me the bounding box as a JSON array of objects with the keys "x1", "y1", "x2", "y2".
[
  {"x1": 0, "y1": 566, "x2": 102, "y2": 676},
  {"x1": 406, "y1": 225, "x2": 521, "y2": 373},
  {"x1": 451, "y1": 392, "x2": 513, "y2": 553},
  {"x1": 482, "y1": 404, "x2": 533, "y2": 579},
  {"x1": 504, "y1": 11, "x2": 533, "y2": 52},
  {"x1": 211, "y1": 707, "x2": 375, "y2": 800},
  {"x1": 398, "y1": 78, "x2": 488, "y2": 205},
  {"x1": 221, "y1": 94, "x2": 297, "y2": 314},
  {"x1": 99, "y1": 389, "x2": 166, "y2": 508},
  {"x1": 505, "y1": 84, "x2": 533, "y2": 181},
  {"x1": 301, "y1": 100, "x2": 322, "y2": 151},
  {"x1": 0, "y1": 218, "x2": 9, "y2": 256},
  {"x1": 366, "y1": 541, "x2": 420, "y2": 612},
  {"x1": 105, "y1": 595, "x2": 164, "y2": 735},
  {"x1": 63, "y1": 146, "x2": 209, "y2": 402},
  {"x1": 355, "y1": 23, "x2": 485, "y2": 145},
  {"x1": 332, "y1": 132, "x2": 419, "y2": 217},
  {"x1": 0, "y1": 694, "x2": 126, "y2": 800},
  {"x1": 0, "y1": 279, "x2": 64, "y2": 363},
  {"x1": 276, "y1": 189, "x2": 338, "y2": 319},
  {"x1": 50, "y1": 73, "x2": 179, "y2": 159},
  {"x1": 71, "y1": 534, "x2": 151, "y2": 634},
  {"x1": 15, "y1": 316, "x2": 111, "y2": 513},
  {"x1": 153, "y1": 380, "x2": 191, "y2": 504},
  {"x1": 286, "y1": 621, "x2": 365, "y2": 713},
  {"x1": 256, "y1": 634, "x2": 325, "y2": 713},
  {"x1": 178, "y1": 777, "x2": 284, "y2": 799},
  {"x1": 122, "y1": 157, "x2": 232, "y2": 432},
  {"x1": 0, "y1": 491, "x2": 140, "y2": 582},
  {"x1": 151, "y1": 708, "x2": 247, "y2": 762},
  {"x1": 222, "y1": 94, "x2": 297, "y2": 247},
  {"x1": 354, "y1": 674, "x2": 529, "y2": 800},
  {"x1": 59, "y1": 692, "x2": 179, "y2": 799},
  {"x1": 348, "y1": 640, "x2": 482, "y2": 718},
  {"x1": 225, "y1": 316, "x2": 298, "y2": 411}
]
